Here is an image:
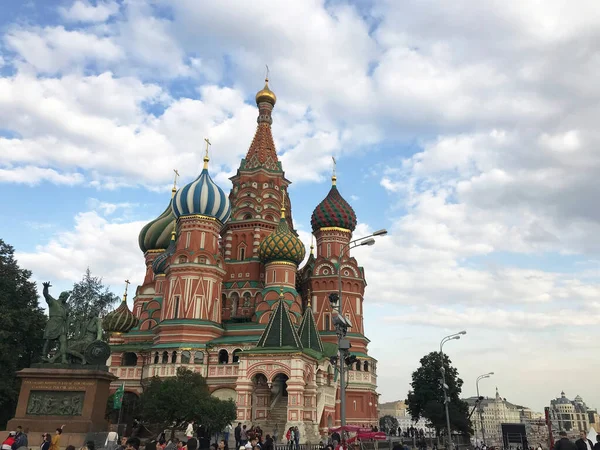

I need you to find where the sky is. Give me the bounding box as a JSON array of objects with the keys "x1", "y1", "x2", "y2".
[{"x1": 1, "y1": 0, "x2": 600, "y2": 413}]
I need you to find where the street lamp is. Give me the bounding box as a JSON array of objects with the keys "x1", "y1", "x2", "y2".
[
  {"x1": 440, "y1": 331, "x2": 467, "y2": 450},
  {"x1": 476, "y1": 372, "x2": 494, "y2": 446},
  {"x1": 330, "y1": 229, "x2": 388, "y2": 440}
]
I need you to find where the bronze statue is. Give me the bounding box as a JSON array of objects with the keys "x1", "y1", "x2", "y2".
[
  {"x1": 41, "y1": 281, "x2": 110, "y2": 366},
  {"x1": 42, "y1": 282, "x2": 69, "y2": 364}
]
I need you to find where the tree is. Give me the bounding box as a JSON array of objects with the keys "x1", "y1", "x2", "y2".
[
  {"x1": 379, "y1": 415, "x2": 399, "y2": 435},
  {"x1": 407, "y1": 351, "x2": 471, "y2": 437},
  {"x1": 67, "y1": 267, "x2": 119, "y2": 338},
  {"x1": 139, "y1": 368, "x2": 236, "y2": 438},
  {"x1": 0, "y1": 239, "x2": 47, "y2": 428}
]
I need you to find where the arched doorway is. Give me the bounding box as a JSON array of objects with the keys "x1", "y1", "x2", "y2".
[
  {"x1": 251, "y1": 373, "x2": 269, "y2": 422},
  {"x1": 218, "y1": 349, "x2": 229, "y2": 364},
  {"x1": 269, "y1": 373, "x2": 289, "y2": 428}
]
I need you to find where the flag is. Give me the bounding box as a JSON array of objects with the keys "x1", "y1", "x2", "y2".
[{"x1": 113, "y1": 383, "x2": 125, "y2": 409}]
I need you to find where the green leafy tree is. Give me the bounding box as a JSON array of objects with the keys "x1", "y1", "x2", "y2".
[
  {"x1": 379, "y1": 415, "x2": 399, "y2": 435},
  {"x1": 139, "y1": 368, "x2": 236, "y2": 438},
  {"x1": 407, "y1": 352, "x2": 471, "y2": 437},
  {"x1": 0, "y1": 239, "x2": 47, "y2": 428},
  {"x1": 67, "y1": 267, "x2": 119, "y2": 338}
]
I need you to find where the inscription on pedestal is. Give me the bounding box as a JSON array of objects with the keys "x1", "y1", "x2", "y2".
[{"x1": 27, "y1": 390, "x2": 85, "y2": 416}]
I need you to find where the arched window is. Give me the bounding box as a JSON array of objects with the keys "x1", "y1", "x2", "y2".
[
  {"x1": 239, "y1": 246, "x2": 246, "y2": 260},
  {"x1": 243, "y1": 213, "x2": 252, "y2": 220},
  {"x1": 171, "y1": 351, "x2": 177, "y2": 364},
  {"x1": 218, "y1": 349, "x2": 229, "y2": 364},
  {"x1": 179, "y1": 256, "x2": 187, "y2": 264},
  {"x1": 232, "y1": 348, "x2": 242, "y2": 363},
  {"x1": 231, "y1": 293, "x2": 239, "y2": 316},
  {"x1": 363, "y1": 361, "x2": 369, "y2": 372},
  {"x1": 121, "y1": 352, "x2": 138, "y2": 367},
  {"x1": 154, "y1": 352, "x2": 159, "y2": 364},
  {"x1": 243, "y1": 292, "x2": 251, "y2": 307},
  {"x1": 181, "y1": 350, "x2": 191, "y2": 364},
  {"x1": 356, "y1": 360, "x2": 361, "y2": 371},
  {"x1": 193, "y1": 351, "x2": 204, "y2": 364},
  {"x1": 162, "y1": 351, "x2": 169, "y2": 364}
]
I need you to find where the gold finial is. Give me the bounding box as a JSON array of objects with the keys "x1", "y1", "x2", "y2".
[
  {"x1": 170, "y1": 220, "x2": 176, "y2": 240},
  {"x1": 332, "y1": 156, "x2": 337, "y2": 186},
  {"x1": 307, "y1": 288, "x2": 312, "y2": 308},
  {"x1": 123, "y1": 279, "x2": 130, "y2": 302},
  {"x1": 280, "y1": 187, "x2": 287, "y2": 219},
  {"x1": 172, "y1": 169, "x2": 180, "y2": 197},
  {"x1": 203, "y1": 138, "x2": 211, "y2": 169},
  {"x1": 310, "y1": 235, "x2": 314, "y2": 255},
  {"x1": 279, "y1": 287, "x2": 284, "y2": 299}
]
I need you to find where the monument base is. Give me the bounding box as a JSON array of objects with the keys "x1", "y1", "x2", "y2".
[{"x1": 7, "y1": 367, "x2": 117, "y2": 434}]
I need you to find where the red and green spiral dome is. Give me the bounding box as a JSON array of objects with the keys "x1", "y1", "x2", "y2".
[{"x1": 311, "y1": 178, "x2": 357, "y2": 232}]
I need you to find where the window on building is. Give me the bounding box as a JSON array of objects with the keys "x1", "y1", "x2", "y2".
[
  {"x1": 153, "y1": 352, "x2": 159, "y2": 364},
  {"x1": 121, "y1": 352, "x2": 138, "y2": 367},
  {"x1": 171, "y1": 351, "x2": 177, "y2": 364},
  {"x1": 162, "y1": 351, "x2": 169, "y2": 364},
  {"x1": 218, "y1": 349, "x2": 229, "y2": 364},
  {"x1": 364, "y1": 361, "x2": 369, "y2": 372},
  {"x1": 232, "y1": 349, "x2": 242, "y2": 363},
  {"x1": 239, "y1": 247, "x2": 246, "y2": 260},
  {"x1": 181, "y1": 351, "x2": 191, "y2": 364},
  {"x1": 174, "y1": 296, "x2": 180, "y2": 319},
  {"x1": 324, "y1": 314, "x2": 330, "y2": 331}
]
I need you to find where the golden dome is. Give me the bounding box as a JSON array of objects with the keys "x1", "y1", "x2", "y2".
[{"x1": 255, "y1": 78, "x2": 277, "y2": 106}]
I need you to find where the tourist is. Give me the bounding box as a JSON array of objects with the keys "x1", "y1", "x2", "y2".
[
  {"x1": 126, "y1": 437, "x2": 141, "y2": 450},
  {"x1": 594, "y1": 436, "x2": 600, "y2": 450},
  {"x1": 285, "y1": 428, "x2": 294, "y2": 450},
  {"x1": 245, "y1": 437, "x2": 259, "y2": 450},
  {"x1": 40, "y1": 434, "x2": 51, "y2": 450},
  {"x1": 50, "y1": 425, "x2": 65, "y2": 450},
  {"x1": 166, "y1": 438, "x2": 180, "y2": 450},
  {"x1": 235, "y1": 424, "x2": 242, "y2": 449},
  {"x1": 186, "y1": 439, "x2": 198, "y2": 450},
  {"x1": 576, "y1": 431, "x2": 594, "y2": 450},
  {"x1": 1, "y1": 432, "x2": 16, "y2": 450},
  {"x1": 223, "y1": 424, "x2": 232, "y2": 446},
  {"x1": 293, "y1": 427, "x2": 299, "y2": 450},
  {"x1": 262, "y1": 435, "x2": 273, "y2": 450},
  {"x1": 273, "y1": 425, "x2": 278, "y2": 444},
  {"x1": 218, "y1": 439, "x2": 229, "y2": 450},
  {"x1": 105, "y1": 431, "x2": 119, "y2": 450},
  {"x1": 12, "y1": 426, "x2": 28, "y2": 450},
  {"x1": 555, "y1": 431, "x2": 577, "y2": 450},
  {"x1": 117, "y1": 437, "x2": 128, "y2": 450},
  {"x1": 86, "y1": 441, "x2": 96, "y2": 450},
  {"x1": 187, "y1": 421, "x2": 196, "y2": 439},
  {"x1": 65, "y1": 445, "x2": 75, "y2": 450},
  {"x1": 240, "y1": 426, "x2": 248, "y2": 447}
]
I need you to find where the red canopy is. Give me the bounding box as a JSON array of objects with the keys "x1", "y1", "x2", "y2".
[{"x1": 347, "y1": 432, "x2": 387, "y2": 443}]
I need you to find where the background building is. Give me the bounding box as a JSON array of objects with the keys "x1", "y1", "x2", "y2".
[
  {"x1": 378, "y1": 400, "x2": 433, "y2": 435},
  {"x1": 548, "y1": 392, "x2": 599, "y2": 436},
  {"x1": 466, "y1": 388, "x2": 521, "y2": 446}
]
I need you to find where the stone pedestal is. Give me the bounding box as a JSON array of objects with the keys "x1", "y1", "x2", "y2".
[{"x1": 7, "y1": 367, "x2": 117, "y2": 435}]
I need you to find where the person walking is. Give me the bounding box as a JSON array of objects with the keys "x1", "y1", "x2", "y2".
[
  {"x1": 187, "y1": 422, "x2": 196, "y2": 440},
  {"x1": 556, "y1": 431, "x2": 577, "y2": 450},
  {"x1": 576, "y1": 431, "x2": 594, "y2": 450},
  {"x1": 223, "y1": 424, "x2": 232, "y2": 447},
  {"x1": 240, "y1": 426, "x2": 248, "y2": 447},
  {"x1": 235, "y1": 424, "x2": 242, "y2": 450},
  {"x1": 293, "y1": 428, "x2": 299, "y2": 450}
]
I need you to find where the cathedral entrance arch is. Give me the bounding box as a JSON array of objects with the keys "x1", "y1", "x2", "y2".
[{"x1": 251, "y1": 373, "x2": 269, "y2": 422}]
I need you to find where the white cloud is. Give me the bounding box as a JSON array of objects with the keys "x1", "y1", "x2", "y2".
[
  {"x1": 59, "y1": 0, "x2": 120, "y2": 23},
  {"x1": 5, "y1": 26, "x2": 124, "y2": 74},
  {"x1": 0, "y1": 165, "x2": 83, "y2": 185}
]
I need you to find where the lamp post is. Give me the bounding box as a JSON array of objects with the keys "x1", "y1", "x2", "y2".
[
  {"x1": 476, "y1": 372, "x2": 494, "y2": 446},
  {"x1": 440, "y1": 331, "x2": 466, "y2": 450},
  {"x1": 330, "y1": 229, "x2": 387, "y2": 441}
]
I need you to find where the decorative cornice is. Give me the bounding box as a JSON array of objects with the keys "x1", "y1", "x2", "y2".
[
  {"x1": 318, "y1": 227, "x2": 352, "y2": 233},
  {"x1": 265, "y1": 260, "x2": 297, "y2": 267},
  {"x1": 146, "y1": 249, "x2": 166, "y2": 254},
  {"x1": 178, "y1": 214, "x2": 218, "y2": 222}
]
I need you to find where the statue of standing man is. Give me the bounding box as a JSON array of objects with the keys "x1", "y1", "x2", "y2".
[{"x1": 42, "y1": 282, "x2": 69, "y2": 364}]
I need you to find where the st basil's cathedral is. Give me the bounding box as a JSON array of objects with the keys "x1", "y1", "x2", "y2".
[{"x1": 103, "y1": 78, "x2": 379, "y2": 441}]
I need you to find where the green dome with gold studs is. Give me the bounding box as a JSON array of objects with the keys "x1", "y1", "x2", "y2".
[{"x1": 259, "y1": 205, "x2": 306, "y2": 266}]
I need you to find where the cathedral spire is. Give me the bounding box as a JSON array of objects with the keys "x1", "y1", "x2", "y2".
[{"x1": 243, "y1": 76, "x2": 280, "y2": 171}]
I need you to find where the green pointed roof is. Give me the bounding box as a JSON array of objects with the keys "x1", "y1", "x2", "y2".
[
  {"x1": 256, "y1": 291, "x2": 303, "y2": 349},
  {"x1": 297, "y1": 303, "x2": 324, "y2": 353}
]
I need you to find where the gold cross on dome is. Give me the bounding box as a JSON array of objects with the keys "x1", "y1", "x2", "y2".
[
  {"x1": 124, "y1": 279, "x2": 130, "y2": 298},
  {"x1": 172, "y1": 169, "x2": 180, "y2": 190},
  {"x1": 332, "y1": 156, "x2": 337, "y2": 177},
  {"x1": 204, "y1": 138, "x2": 211, "y2": 158},
  {"x1": 265, "y1": 64, "x2": 270, "y2": 81}
]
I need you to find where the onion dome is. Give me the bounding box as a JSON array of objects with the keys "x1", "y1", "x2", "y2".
[
  {"x1": 103, "y1": 282, "x2": 139, "y2": 334},
  {"x1": 259, "y1": 197, "x2": 306, "y2": 265},
  {"x1": 172, "y1": 144, "x2": 231, "y2": 223},
  {"x1": 311, "y1": 174, "x2": 357, "y2": 232},
  {"x1": 255, "y1": 77, "x2": 276, "y2": 106},
  {"x1": 152, "y1": 222, "x2": 177, "y2": 275},
  {"x1": 139, "y1": 172, "x2": 179, "y2": 253}
]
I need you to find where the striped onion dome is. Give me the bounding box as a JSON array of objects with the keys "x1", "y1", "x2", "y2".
[
  {"x1": 103, "y1": 299, "x2": 139, "y2": 333},
  {"x1": 259, "y1": 207, "x2": 306, "y2": 266},
  {"x1": 172, "y1": 156, "x2": 231, "y2": 223},
  {"x1": 311, "y1": 176, "x2": 357, "y2": 232},
  {"x1": 138, "y1": 199, "x2": 175, "y2": 253}
]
